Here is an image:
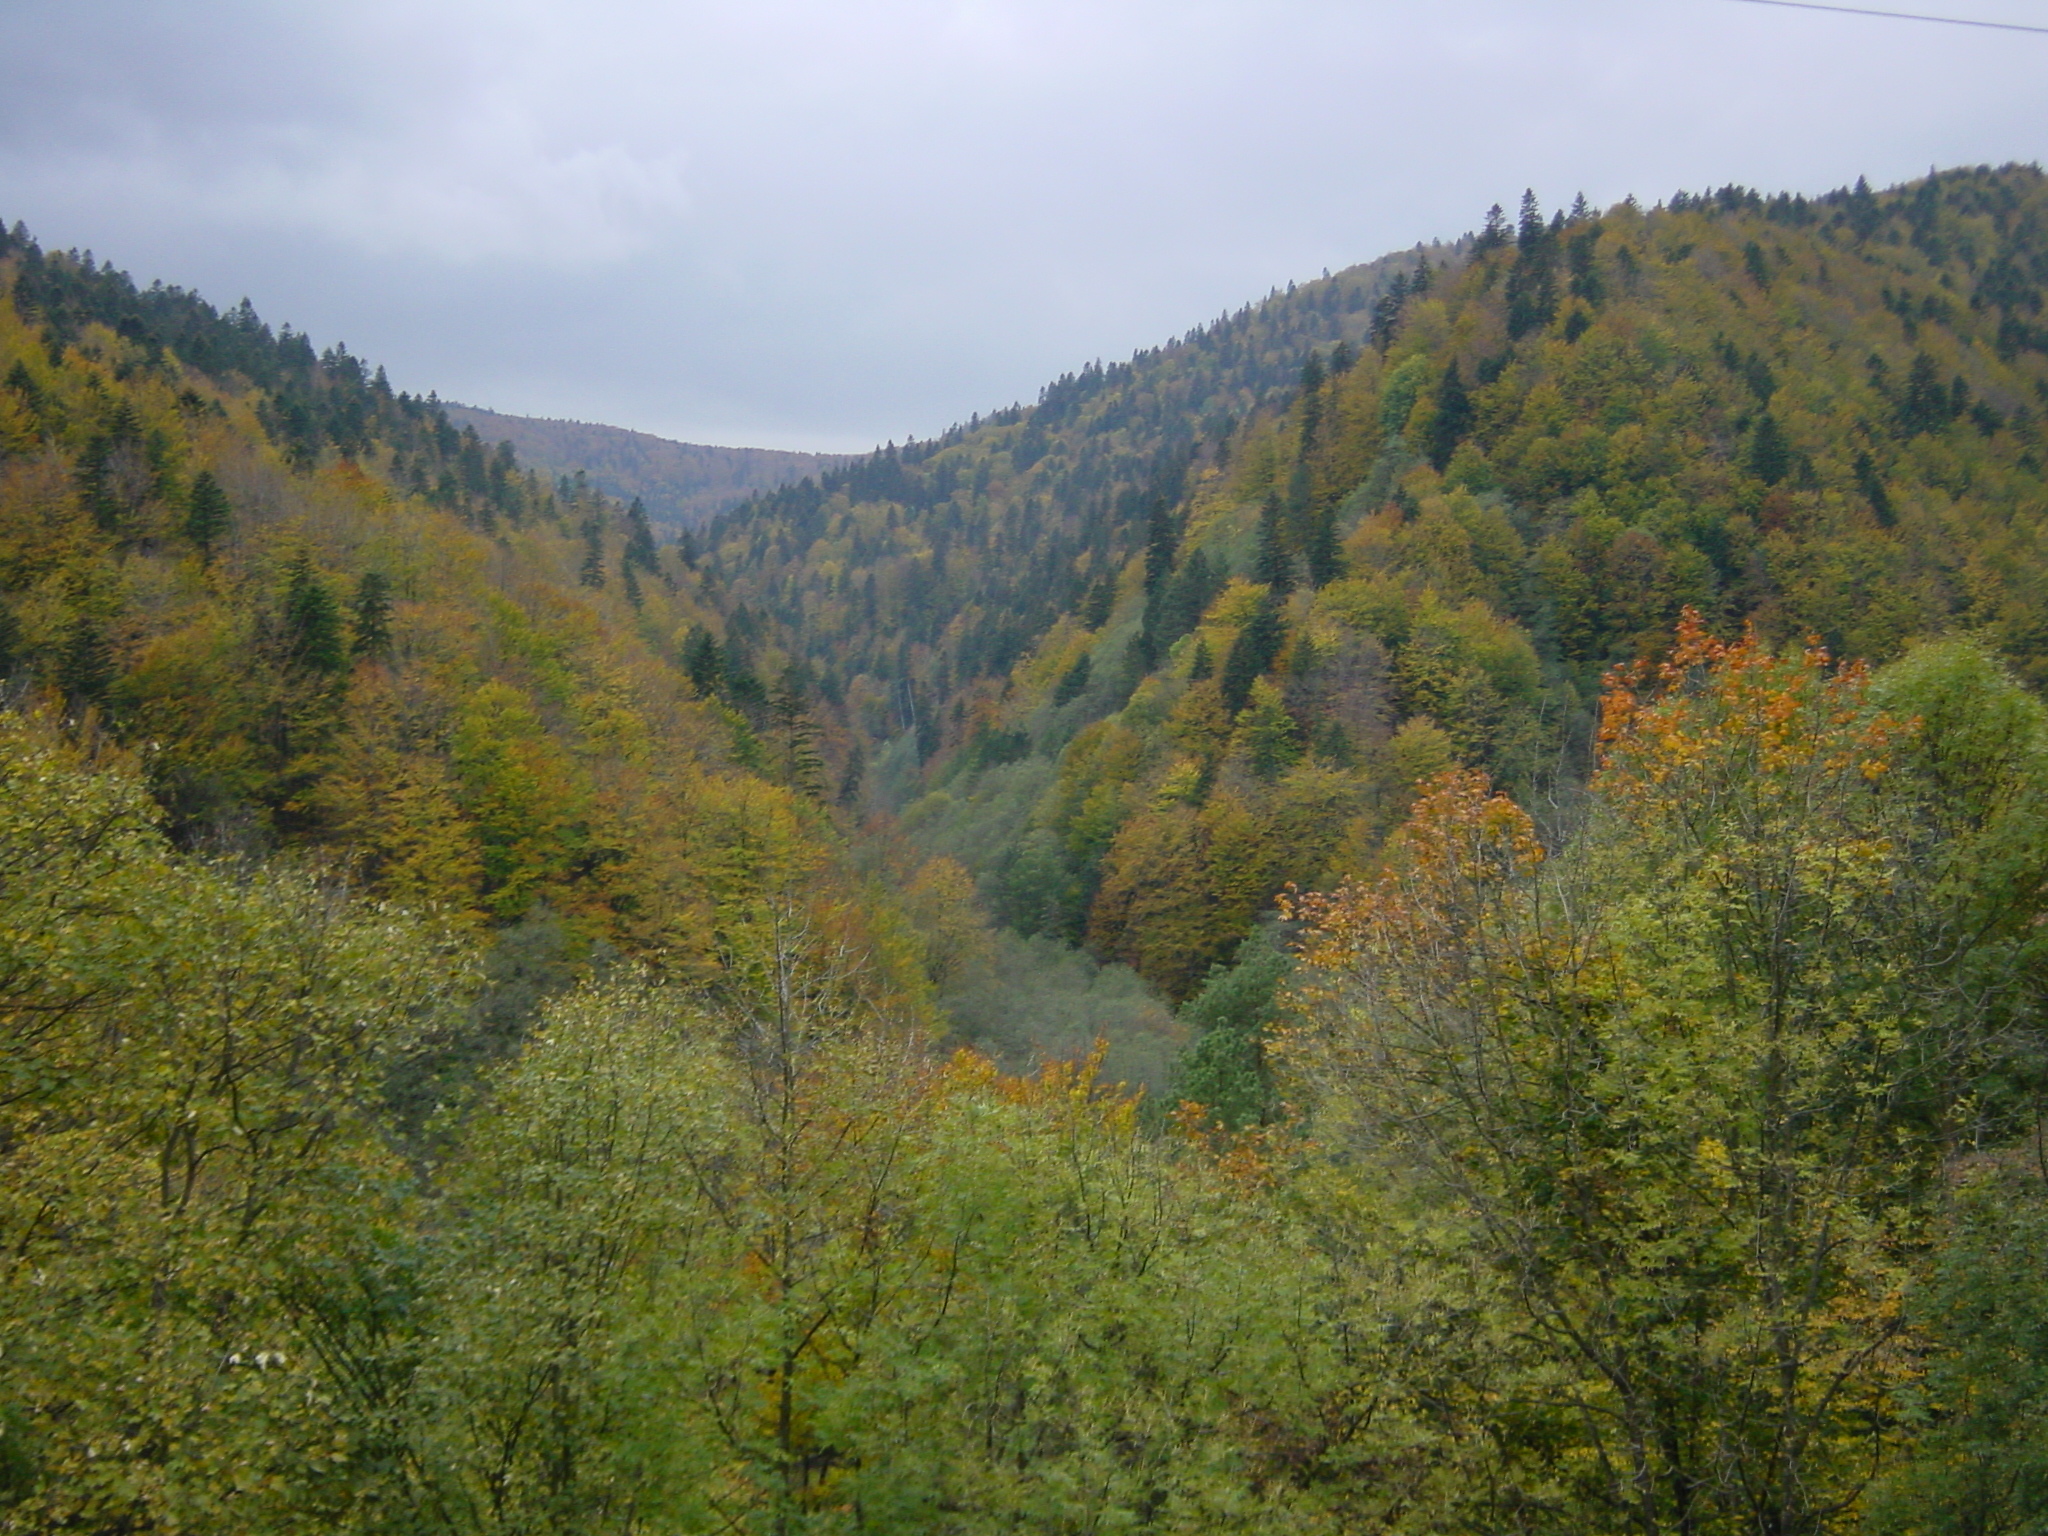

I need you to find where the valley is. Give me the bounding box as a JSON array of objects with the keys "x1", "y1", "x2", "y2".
[{"x1": 2, "y1": 164, "x2": 2046, "y2": 1534}]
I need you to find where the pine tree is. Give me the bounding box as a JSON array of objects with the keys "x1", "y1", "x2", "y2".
[
  {"x1": 1747, "y1": 411, "x2": 1791, "y2": 486},
  {"x1": 1253, "y1": 492, "x2": 1293, "y2": 595},
  {"x1": 1219, "y1": 595, "x2": 1286, "y2": 716},
  {"x1": 1369, "y1": 272, "x2": 1411, "y2": 353},
  {"x1": 55, "y1": 614, "x2": 113, "y2": 705},
  {"x1": 1898, "y1": 352, "x2": 1950, "y2": 437},
  {"x1": 836, "y1": 740, "x2": 865, "y2": 807},
  {"x1": 1846, "y1": 173, "x2": 1882, "y2": 241},
  {"x1": 1298, "y1": 352, "x2": 1326, "y2": 454},
  {"x1": 1506, "y1": 202, "x2": 1560, "y2": 340},
  {"x1": 1853, "y1": 451, "x2": 1897, "y2": 526},
  {"x1": 350, "y1": 571, "x2": 393, "y2": 659},
  {"x1": 183, "y1": 470, "x2": 231, "y2": 564},
  {"x1": 1052, "y1": 653, "x2": 1092, "y2": 707},
  {"x1": 578, "y1": 516, "x2": 606, "y2": 588},
  {"x1": 622, "y1": 497, "x2": 659, "y2": 574},
  {"x1": 682, "y1": 626, "x2": 723, "y2": 698},
  {"x1": 1427, "y1": 360, "x2": 1473, "y2": 472},
  {"x1": 1304, "y1": 508, "x2": 1343, "y2": 589},
  {"x1": 1473, "y1": 203, "x2": 1510, "y2": 254},
  {"x1": 1744, "y1": 240, "x2": 1772, "y2": 289},
  {"x1": 769, "y1": 668, "x2": 827, "y2": 799},
  {"x1": 1235, "y1": 677, "x2": 1302, "y2": 781},
  {"x1": 282, "y1": 556, "x2": 347, "y2": 674},
  {"x1": 1143, "y1": 497, "x2": 1178, "y2": 595}
]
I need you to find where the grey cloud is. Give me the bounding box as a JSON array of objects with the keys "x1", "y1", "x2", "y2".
[{"x1": 2, "y1": 0, "x2": 2041, "y2": 451}]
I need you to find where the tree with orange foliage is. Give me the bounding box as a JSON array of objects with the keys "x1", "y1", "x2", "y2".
[{"x1": 1288, "y1": 614, "x2": 2046, "y2": 1536}]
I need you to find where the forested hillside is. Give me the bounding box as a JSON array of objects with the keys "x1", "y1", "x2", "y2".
[
  {"x1": 0, "y1": 220, "x2": 951, "y2": 1010},
  {"x1": 440, "y1": 401, "x2": 846, "y2": 529},
  {"x1": 693, "y1": 165, "x2": 2048, "y2": 1046},
  {"x1": 4, "y1": 169, "x2": 2048, "y2": 1536}
]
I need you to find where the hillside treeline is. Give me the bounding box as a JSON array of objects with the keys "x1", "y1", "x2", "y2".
[{"x1": 709, "y1": 167, "x2": 2048, "y2": 1068}]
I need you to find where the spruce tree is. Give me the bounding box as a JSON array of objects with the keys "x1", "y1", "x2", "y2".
[
  {"x1": 55, "y1": 614, "x2": 113, "y2": 706},
  {"x1": 1898, "y1": 353, "x2": 1949, "y2": 436},
  {"x1": 1253, "y1": 492, "x2": 1293, "y2": 595},
  {"x1": 1298, "y1": 352, "x2": 1326, "y2": 454},
  {"x1": 184, "y1": 470, "x2": 232, "y2": 565},
  {"x1": 1747, "y1": 411, "x2": 1791, "y2": 486},
  {"x1": 1052, "y1": 653, "x2": 1091, "y2": 707},
  {"x1": 1473, "y1": 203, "x2": 1509, "y2": 254},
  {"x1": 622, "y1": 497, "x2": 659, "y2": 574},
  {"x1": 1853, "y1": 451, "x2": 1897, "y2": 526},
  {"x1": 350, "y1": 571, "x2": 393, "y2": 659},
  {"x1": 1369, "y1": 272, "x2": 1411, "y2": 353},
  {"x1": 1304, "y1": 508, "x2": 1343, "y2": 589},
  {"x1": 836, "y1": 740, "x2": 865, "y2": 807},
  {"x1": 1219, "y1": 595, "x2": 1286, "y2": 716},
  {"x1": 282, "y1": 556, "x2": 347, "y2": 674},
  {"x1": 682, "y1": 626, "x2": 723, "y2": 698},
  {"x1": 1427, "y1": 360, "x2": 1473, "y2": 472},
  {"x1": 769, "y1": 668, "x2": 826, "y2": 798}
]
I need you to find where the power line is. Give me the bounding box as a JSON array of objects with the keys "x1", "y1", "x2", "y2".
[{"x1": 1726, "y1": 0, "x2": 2048, "y2": 34}]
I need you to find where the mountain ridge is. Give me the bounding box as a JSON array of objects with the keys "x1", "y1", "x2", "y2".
[{"x1": 438, "y1": 399, "x2": 847, "y2": 529}]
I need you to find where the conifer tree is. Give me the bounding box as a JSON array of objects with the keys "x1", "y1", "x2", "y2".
[
  {"x1": 1298, "y1": 351, "x2": 1326, "y2": 454},
  {"x1": 350, "y1": 571, "x2": 393, "y2": 659},
  {"x1": 1853, "y1": 450, "x2": 1896, "y2": 526},
  {"x1": 1473, "y1": 202, "x2": 1509, "y2": 254},
  {"x1": 1898, "y1": 352, "x2": 1951, "y2": 436},
  {"x1": 1427, "y1": 360, "x2": 1473, "y2": 472},
  {"x1": 682, "y1": 626, "x2": 723, "y2": 699},
  {"x1": 55, "y1": 614, "x2": 112, "y2": 706},
  {"x1": 1747, "y1": 411, "x2": 1791, "y2": 485},
  {"x1": 1305, "y1": 508, "x2": 1343, "y2": 589},
  {"x1": 836, "y1": 739, "x2": 865, "y2": 807},
  {"x1": 183, "y1": 469, "x2": 231, "y2": 565},
  {"x1": 1053, "y1": 653, "x2": 1092, "y2": 707},
  {"x1": 578, "y1": 515, "x2": 606, "y2": 588},
  {"x1": 622, "y1": 497, "x2": 659, "y2": 574},
  {"x1": 1220, "y1": 595, "x2": 1286, "y2": 716},
  {"x1": 1743, "y1": 239, "x2": 1772, "y2": 289},
  {"x1": 769, "y1": 668, "x2": 827, "y2": 799},
  {"x1": 1236, "y1": 677, "x2": 1302, "y2": 780},
  {"x1": 282, "y1": 556, "x2": 346, "y2": 674},
  {"x1": 1253, "y1": 492, "x2": 1293, "y2": 595},
  {"x1": 1369, "y1": 272, "x2": 1411, "y2": 353}
]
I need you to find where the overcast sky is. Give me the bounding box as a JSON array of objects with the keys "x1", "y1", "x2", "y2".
[{"x1": 1, "y1": 0, "x2": 2042, "y2": 451}]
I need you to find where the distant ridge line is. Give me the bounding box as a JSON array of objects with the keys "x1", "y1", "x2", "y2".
[{"x1": 441, "y1": 401, "x2": 849, "y2": 530}]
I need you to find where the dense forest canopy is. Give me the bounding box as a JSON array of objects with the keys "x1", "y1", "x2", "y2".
[
  {"x1": 690, "y1": 164, "x2": 2048, "y2": 1022},
  {"x1": 3, "y1": 165, "x2": 2048, "y2": 1535}
]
